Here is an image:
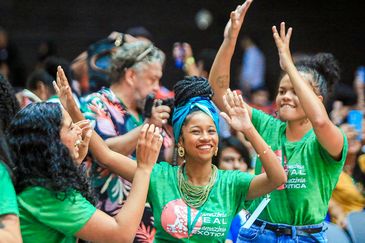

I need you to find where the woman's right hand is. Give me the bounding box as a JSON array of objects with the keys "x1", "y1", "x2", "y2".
[
  {"x1": 136, "y1": 124, "x2": 163, "y2": 172},
  {"x1": 223, "y1": 0, "x2": 253, "y2": 40}
]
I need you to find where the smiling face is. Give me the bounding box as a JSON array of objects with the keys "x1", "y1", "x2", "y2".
[
  {"x1": 59, "y1": 109, "x2": 82, "y2": 161},
  {"x1": 179, "y1": 111, "x2": 218, "y2": 164},
  {"x1": 276, "y1": 74, "x2": 308, "y2": 122}
]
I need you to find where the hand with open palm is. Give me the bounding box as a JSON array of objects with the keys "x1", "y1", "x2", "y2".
[
  {"x1": 272, "y1": 22, "x2": 294, "y2": 72},
  {"x1": 220, "y1": 89, "x2": 253, "y2": 132},
  {"x1": 224, "y1": 0, "x2": 253, "y2": 40}
]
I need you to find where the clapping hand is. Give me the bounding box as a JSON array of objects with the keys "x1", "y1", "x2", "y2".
[
  {"x1": 220, "y1": 89, "x2": 253, "y2": 132},
  {"x1": 74, "y1": 120, "x2": 93, "y2": 165},
  {"x1": 272, "y1": 22, "x2": 294, "y2": 72},
  {"x1": 136, "y1": 124, "x2": 163, "y2": 172}
]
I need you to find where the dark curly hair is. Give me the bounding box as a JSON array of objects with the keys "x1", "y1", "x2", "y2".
[
  {"x1": 0, "y1": 74, "x2": 20, "y2": 132},
  {"x1": 7, "y1": 102, "x2": 95, "y2": 204},
  {"x1": 0, "y1": 74, "x2": 19, "y2": 180},
  {"x1": 173, "y1": 76, "x2": 213, "y2": 107},
  {"x1": 213, "y1": 136, "x2": 251, "y2": 170},
  {"x1": 295, "y1": 53, "x2": 340, "y2": 98}
]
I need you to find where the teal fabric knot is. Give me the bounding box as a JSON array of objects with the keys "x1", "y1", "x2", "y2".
[{"x1": 172, "y1": 96, "x2": 219, "y2": 142}]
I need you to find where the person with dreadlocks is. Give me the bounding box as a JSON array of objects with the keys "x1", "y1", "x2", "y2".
[
  {"x1": 0, "y1": 74, "x2": 21, "y2": 242},
  {"x1": 143, "y1": 76, "x2": 286, "y2": 242},
  {"x1": 209, "y1": 1, "x2": 348, "y2": 242}
]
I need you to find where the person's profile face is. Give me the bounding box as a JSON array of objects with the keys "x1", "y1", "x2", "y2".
[
  {"x1": 59, "y1": 109, "x2": 82, "y2": 161},
  {"x1": 134, "y1": 62, "x2": 162, "y2": 108}
]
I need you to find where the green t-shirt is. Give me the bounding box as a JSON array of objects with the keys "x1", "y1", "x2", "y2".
[
  {"x1": 17, "y1": 186, "x2": 96, "y2": 243},
  {"x1": 0, "y1": 162, "x2": 18, "y2": 216},
  {"x1": 148, "y1": 162, "x2": 254, "y2": 242},
  {"x1": 248, "y1": 109, "x2": 348, "y2": 225}
]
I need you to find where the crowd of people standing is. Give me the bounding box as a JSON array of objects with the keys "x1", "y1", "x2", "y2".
[{"x1": 1, "y1": 0, "x2": 364, "y2": 242}]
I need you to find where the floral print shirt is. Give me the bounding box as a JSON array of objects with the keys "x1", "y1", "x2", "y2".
[{"x1": 83, "y1": 87, "x2": 172, "y2": 242}]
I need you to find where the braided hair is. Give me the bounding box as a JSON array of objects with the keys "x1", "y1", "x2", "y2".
[
  {"x1": 295, "y1": 53, "x2": 340, "y2": 98},
  {"x1": 173, "y1": 76, "x2": 214, "y2": 107}
]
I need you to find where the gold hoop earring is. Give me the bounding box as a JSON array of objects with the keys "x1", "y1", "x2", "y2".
[
  {"x1": 214, "y1": 148, "x2": 218, "y2": 156},
  {"x1": 178, "y1": 146, "x2": 185, "y2": 157}
]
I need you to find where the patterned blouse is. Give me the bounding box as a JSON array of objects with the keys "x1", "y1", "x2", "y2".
[{"x1": 83, "y1": 87, "x2": 173, "y2": 242}]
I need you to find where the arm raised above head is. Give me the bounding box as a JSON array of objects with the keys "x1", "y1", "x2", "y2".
[
  {"x1": 209, "y1": 0, "x2": 253, "y2": 118},
  {"x1": 272, "y1": 23, "x2": 344, "y2": 160}
]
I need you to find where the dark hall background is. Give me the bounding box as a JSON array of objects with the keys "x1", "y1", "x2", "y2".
[{"x1": 1, "y1": 0, "x2": 365, "y2": 98}]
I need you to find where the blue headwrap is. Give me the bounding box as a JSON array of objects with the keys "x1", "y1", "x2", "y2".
[{"x1": 172, "y1": 96, "x2": 220, "y2": 143}]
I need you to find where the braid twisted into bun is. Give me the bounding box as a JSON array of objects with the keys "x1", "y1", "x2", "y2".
[{"x1": 173, "y1": 76, "x2": 213, "y2": 107}]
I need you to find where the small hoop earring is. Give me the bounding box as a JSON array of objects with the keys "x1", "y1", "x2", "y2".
[
  {"x1": 214, "y1": 148, "x2": 218, "y2": 156},
  {"x1": 178, "y1": 146, "x2": 185, "y2": 157}
]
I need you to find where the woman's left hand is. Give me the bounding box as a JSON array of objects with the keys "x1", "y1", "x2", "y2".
[
  {"x1": 272, "y1": 22, "x2": 293, "y2": 72},
  {"x1": 74, "y1": 120, "x2": 93, "y2": 165},
  {"x1": 220, "y1": 89, "x2": 253, "y2": 132}
]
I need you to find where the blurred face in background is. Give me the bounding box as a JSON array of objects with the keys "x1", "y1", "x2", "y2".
[
  {"x1": 133, "y1": 62, "x2": 162, "y2": 109},
  {"x1": 218, "y1": 146, "x2": 248, "y2": 172},
  {"x1": 251, "y1": 90, "x2": 269, "y2": 107}
]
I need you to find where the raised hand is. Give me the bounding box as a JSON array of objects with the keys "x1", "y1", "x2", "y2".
[
  {"x1": 53, "y1": 66, "x2": 78, "y2": 113},
  {"x1": 220, "y1": 89, "x2": 253, "y2": 132},
  {"x1": 272, "y1": 22, "x2": 294, "y2": 72},
  {"x1": 136, "y1": 124, "x2": 163, "y2": 172},
  {"x1": 74, "y1": 120, "x2": 93, "y2": 164},
  {"x1": 224, "y1": 0, "x2": 253, "y2": 39}
]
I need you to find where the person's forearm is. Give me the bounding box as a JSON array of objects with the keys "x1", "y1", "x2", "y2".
[
  {"x1": 286, "y1": 63, "x2": 330, "y2": 126},
  {"x1": 0, "y1": 216, "x2": 22, "y2": 243},
  {"x1": 89, "y1": 131, "x2": 136, "y2": 182},
  {"x1": 209, "y1": 37, "x2": 237, "y2": 111},
  {"x1": 113, "y1": 167, "x2": 152, "y2": 242},
  {"x1": 0, "y1": 231, "x2": 21, "y2": 243},
  {"x1": 243, "y1": 127, "x2": 287, "y2": 186},
  {"x1": 105, "y1": 126, "x2": 142, "y2": 156}
]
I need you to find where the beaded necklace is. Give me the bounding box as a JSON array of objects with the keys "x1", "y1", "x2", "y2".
[{"x1": 177, "y1": 163, "x2": 218, "y2": 209}]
